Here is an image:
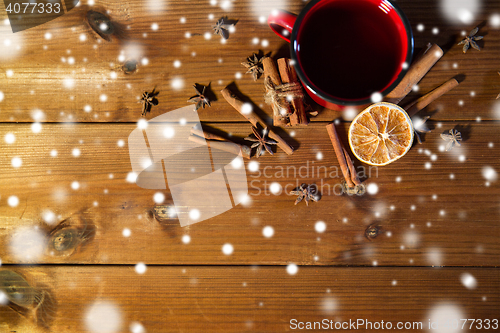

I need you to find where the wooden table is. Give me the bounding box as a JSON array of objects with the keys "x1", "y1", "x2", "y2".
[{"x1": 1, "y1": 0, "x2": 499, "y2": 331}]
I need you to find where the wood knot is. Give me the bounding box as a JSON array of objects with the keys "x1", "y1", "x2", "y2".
[
  {"x1": 122, "y1": 60, "x2": 138, "y2": 74},
  {"x1": 365, "y1": 224, "x2": 381, "y2": 240},
  {"x1": 47, "y1": 215, "x2": 95, "y2": 257},
  {"x1": 86, "y1": 10, "x2": 114, "y2": 41},
  {"x1": 153, "y1": 205, "x2": 177, "y2": 222}
]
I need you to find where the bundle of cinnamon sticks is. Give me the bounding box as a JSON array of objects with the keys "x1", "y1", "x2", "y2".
[{"x1": 263, "y1": 57, "x2": 313, "y2": 127}]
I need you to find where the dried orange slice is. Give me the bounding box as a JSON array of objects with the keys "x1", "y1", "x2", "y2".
[{"x1": 348, "y1": 102, "x2": 414, "y2": 166}]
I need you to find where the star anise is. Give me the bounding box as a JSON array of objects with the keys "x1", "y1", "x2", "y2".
[
  {"x1": 244, "y1": 126, "x2": 277, "y2": 157},
  {"x1": 213, "y1": 16, "x2": 231, "y2": 39},
  {"x1": 290, "y1": 183, "x2": 320, "y2": 206},
  {"x1": 139, "y1": 87, "x2": 159, "y2": 116},
  {"x1": 242, "y1": 54, "x2": 265, "y2": 81},
  {"x1": 188, "y1": 84, "x2": 211, "y2": 112},
  {"x1": 412, "y1": 116, "x2": 431, "y2": 144},
  {"x1": 440, "y1": 129, "x2": 462, "y2": 151},
  {"x1": 458, "y1": 27, "x2": 483, "y2": 53}
]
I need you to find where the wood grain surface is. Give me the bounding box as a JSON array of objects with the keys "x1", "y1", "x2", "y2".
[
  {"x1": 0, "y1": 122, "x2": 499, "y2": 266},
  {"x1": 1, "y1": 0, "x2": 500, "y2": 331},
  {"x1": 0, "y1": 266, "x2": 499, "y2": 332}
]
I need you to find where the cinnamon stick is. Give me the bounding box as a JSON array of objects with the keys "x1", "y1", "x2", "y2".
[
  {"x1": 326, "y1": 123, "x2": 356, "y2": 188},
  {"x1": 263, "y1": 57, "x2": 290, "y2": 126},
  {"x1": 277, "y1": 58, "x2": 309, "y2": 126},
  {"x1": 221, "y1": 86, "x2": 294, "y2": 155},
  {"x1": 404, "y1": 78, "x2": 459, "y2": 117},
  {"x1": 188, "y1": 134, "x2": 251, "y2": 159},
  {"x1": 343, "y1": 147, "x2": 361, "y2": 186},
  {"x1": 191, "y1": 124, "x2": 227, "y2": 141},
  {"x1": 386, "y1": 43, "x2": 444, "y2": 105}
]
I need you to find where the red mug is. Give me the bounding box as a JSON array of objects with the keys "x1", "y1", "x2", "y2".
[{"x1": 268, "y1": 0, "x2": 413, "y2": 110}]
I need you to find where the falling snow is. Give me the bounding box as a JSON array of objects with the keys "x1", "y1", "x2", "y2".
[
  {"x1": 370, "y1": 92, "x2": 383, "y2": 103},
  {"x1": 426, "y1": 303, "x2": 465, "y2": 333},
  {"x1": 126, "y1": 172, "x2": 138, "y2": 183},
  {"x1": 262, "y1": 226, "x2": 274, "y2": 238},
  {"x1": 0, "y1": 291, "x2": 8, "y2": 305},
  {"x1": 286, "y1": 263, "x2": 298, "y2": 275},
  {"x1": 130, "y1": 322, "x2": 146, "y2": 333},
  {"x1": 63, "y1": 77, "x2": 75, "y2": 89},
  {"x1": 8, "y1": 226, "x2": 47, "y2": 262},
  {"x1": 342, "y1": 107, "x2": 357, "y2": 121},
  {"x1": 182, "y1": 235, "x2": 191, "y2": 244},
  {"x1": 460, "y1": 273, "x2": 477, "y2": 289},
  {"x1": 5, "y1": 133, "x2": 15, "y2": 144},
  {"x1": 269, "y1": 182, "x2": 282, "y2": 195},
  {"x1": 85, "y1": 301, "x2": 123, "y2": 333},
  {"x1": 171, "y1": 77, "x2": 184, "y2": 90},
  {"x1": 315, "y1": 221, "x2": 326, "y2": 233},
  {"x1": 222, "y1": 243, "x2": 234, "y2": 255},
  {"x1": 426, "y1": 248, "x2": 443, "y2": 266},
  {"x1": 320, "y1": 296, "x2": 338, "y2": 314},
  {"x1": 122, "y1": 228, "x2": 131, "y2": 237},
  {"x1": 403, "y1": 230, "x2": 420, "y2": 248},
  {"x1": 42, "y1": 209, "x2": 56, "y2": 225},
  {"x1": 366, "y1": 183, "x2": 378, "y2": 195},
  {"x1": 135, "y1": 263, "x2": 147, "y2": 274},
  {"x1": 11, "y1": 157, "x2": 22, "y2": 168},
  {"x1": 7, "y1": 195, "x2": 19, "y2": 207},
  {"x1": 440, "y1": 0, "x2": 481, "y2": 24},
  {"x1": 482, "y1": 166, "x2": 498, "y2": 181},
  {"x1": 189, "y1": 209, "x2": 201, "y2": 220},
  {"x1": 491, "y1": 14, "x2": 500, "y2": 27},
  {"x1": 153, "y1": 192, "x2": 165, "y2": 203},
  {"x1": 248, "y1": 161, "x2": 259, "y2": 172},
  {"x1": 31, "y1": 122, "x2": 42, "y2": 133}
]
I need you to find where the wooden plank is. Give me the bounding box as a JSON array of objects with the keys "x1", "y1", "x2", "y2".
[
  {"x1": 0, "y1": 266, "x2": 499, "y2": 332},
  {"x1": 0, "y1": 122, "x2": 499, "y2": 266},
  {"x1": 0, "y1": 0, "x2": 499, "y2": 122}
]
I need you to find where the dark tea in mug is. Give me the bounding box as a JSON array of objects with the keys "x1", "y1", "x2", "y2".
[{"x1": 296, "y1": 0, "x2": 406, "y2": 101}]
